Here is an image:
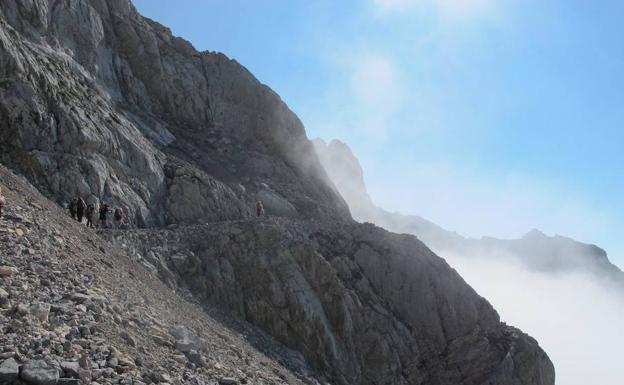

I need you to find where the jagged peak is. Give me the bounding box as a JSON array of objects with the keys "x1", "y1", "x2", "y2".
[{"x1": 523, "y1": 228, "x2": 548, "y2": 239}]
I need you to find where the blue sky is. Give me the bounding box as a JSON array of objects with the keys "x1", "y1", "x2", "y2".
[{"x1": 133, "y1": 0, "x2": 624, "y2": 268}]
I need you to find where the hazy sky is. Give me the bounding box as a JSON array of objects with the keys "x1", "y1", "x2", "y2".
[{"x1": 133, "y1": 0, "x2": 624, "y2": 268}]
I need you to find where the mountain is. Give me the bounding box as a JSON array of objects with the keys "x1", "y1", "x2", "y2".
[
  {"x1": 0, "y1": 1, "x2": 554, "y2": 384},
  {"x1": 0, "y1": 160, "x2": 314, "y2": 385},
  {"x1": 313, "y1": 138, "x2": 624, "y2": 286}
]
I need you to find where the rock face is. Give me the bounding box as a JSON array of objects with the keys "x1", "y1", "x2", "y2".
[
  {"x1": 111, "y1": 218, "x2": 554, "y2": 385},
  {"x1": 314, "y1": 138, "x2": 624, "y2": 287},
  {"x1": 0, "y1": 1, "x2": 554, "y2": 384},
  {"x1": 0, "y1": 0, "x2": 347, "y2": 226}
]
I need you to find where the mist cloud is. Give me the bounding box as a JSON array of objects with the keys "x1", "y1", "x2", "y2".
[
  {"x1": 314, "y1": 139, "x2": 624, "y2": 384},
  {"x1": 445, "y1": 252, "x2": 624, "y2": 384}
]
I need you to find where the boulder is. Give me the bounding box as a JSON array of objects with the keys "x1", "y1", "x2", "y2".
[
  {"x1": 60, "y1": 362, "x2": 80, "y2": 379},
  {"x1": 169, "y1": 325, "x2": 201, "y2": 353},
  {"x1": 20, "y1": 360, "x2": 59, "y2": 385},
  {"x1": 0, "y1": 358, "x2": 20, "y2": 384}
]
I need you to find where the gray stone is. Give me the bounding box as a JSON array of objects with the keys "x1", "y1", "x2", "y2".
[
  {"x1": 0, "y1": 266, "x2": 18, "y2": 277},
  {"x1": 30, "y1": 303, "x2": 51, "y2": 323},
  {"x1": 20, "y1": 360, "x2": 59, "y2": 385},
  {"x1": 60, "y1": 362, "x2": 80, "y2": 378},
  {"x1": 185, "y1": 350, "x2": 204, "y2": 367},
  {"x1": 119, "y1": 331, "x2": 136, "y2": 347},
  {"x1": 57, "y1": 379, "x2": 80, "y2": 385},
  {"x1": 78, "y1": 326, "x2": 91, "y2": 338},
  {"x1": 150, "y1": 335, "x2": 172, "y2": 348},
  {"x1": 0, "y1": 358, "x2": 20, "y2": 384},
  {"x1": 169, "y1": 326, "x2": 200, "y2": 353},
  {"x1": 106, "y1": 358, "x2": 118, "y2": 369}
]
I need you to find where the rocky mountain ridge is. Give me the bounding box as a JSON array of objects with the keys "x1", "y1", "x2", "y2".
[
  {"x1": 313, "y1": 138, "x2": 624, "y2": 286},
  {"x1": 0, "y1": 0, "x2": 554, "y2": 384}
]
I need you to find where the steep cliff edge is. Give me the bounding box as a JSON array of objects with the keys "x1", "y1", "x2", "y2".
[{"x1": 0, "y1": 1, "x2": 554, "y2": 384}]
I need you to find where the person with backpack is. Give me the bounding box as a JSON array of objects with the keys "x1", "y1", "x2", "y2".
[
  {"x1": 76, "y1": 197, "x2": 86, "y2": 223},
  {"x1": 256, "y1": 200, "x2": 265, "y2": 217},
  {"x1": 114, "y1": 207, "x2": 124, "y2": 229},
  {"x1": 86, "y1": 203, "x2": 96, "y2": 228},
  {"x1": 99, "y1": 203, "x2": 110, "y2": 228},
  {"x1": 0, "y1": 187, "x2": 5, "y2": 219},
  {"x1": 69, "y1": 198, "x2": 77, "y2": 220}
]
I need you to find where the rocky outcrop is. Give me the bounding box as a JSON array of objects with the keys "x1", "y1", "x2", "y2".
[
  {"x1": 0, "y1": 1, "x2": 554, "y2": 384},
  {"x1": 109, "y1": 218, "x2": 554, "y2": 385},
  {"x1": 314, "y1": 138, "x2": 624, "y2": 287}
]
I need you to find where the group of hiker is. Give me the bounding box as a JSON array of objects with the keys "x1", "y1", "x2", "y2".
[
  {"x1": 0, "y1": 186, "x2": 267, "y2": 225},
  {"x1": 68, "y1": 197, "x2": 125, "y2": 229}
]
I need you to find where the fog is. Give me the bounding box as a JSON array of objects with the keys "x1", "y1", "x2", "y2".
[
  {"x1": 313, "y1": 139, "x2": 624, "y2": 384},
  {"x1": 444, "y1": 252, "x2": 624, "y2": 385}
]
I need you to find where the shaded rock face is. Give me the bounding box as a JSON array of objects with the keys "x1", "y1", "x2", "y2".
[
  {"x1": 0, "y1": 1, "x2": 554, "y2": 384},
  {"x1": 112, "y1": 219, "x2": 554, "y2": 385},
  {"x1": 314, "y1": 138, "x2": 624, "y2": 286},
  {"x1": 0, "y1": 0, "x2": 348, "y2": 226}
]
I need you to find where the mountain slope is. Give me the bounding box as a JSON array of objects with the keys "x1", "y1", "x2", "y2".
[
  {"x1": 0, "y1": 1, "x2": 554, "y2": 384},
  {"x1": 0, "y1": 163, "x2": 315, "y2": 385}
]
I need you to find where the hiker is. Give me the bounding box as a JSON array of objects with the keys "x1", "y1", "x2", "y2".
[
  {"x1": 0, "y1": 187, "x2": 5, "y2": 219},
  {"x1": 114, "y1": 207, "x2": 124, "y2": 229},
  {"x1": 256, "y1": 200, "x2": 264, "y2": 217},
  {"x1": 99, "y1": 203, "x2": 110, "y2": 228},
  {"x1": 69, "y1": 198, "x2": 77, "y2": 220},
  {"x1": 86, "y1": 203, "x2": 96, "y2": 229},
  {"x1": 76, "y1": 197, "x2": 86, "y2": 223}
]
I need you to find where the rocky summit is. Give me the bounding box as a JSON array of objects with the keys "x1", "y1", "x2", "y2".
[{"x1": 0, "y1": 1, "x2": 554, "y2": 384}]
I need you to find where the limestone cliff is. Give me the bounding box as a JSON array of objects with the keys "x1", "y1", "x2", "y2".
[{"x1": 0, "y1": 1, "x2": 554, "y2": 384}]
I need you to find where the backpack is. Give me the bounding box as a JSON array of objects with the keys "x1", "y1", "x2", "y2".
[{"x1": 114, "y1": 208, "x2": 123, "y2": 221}]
